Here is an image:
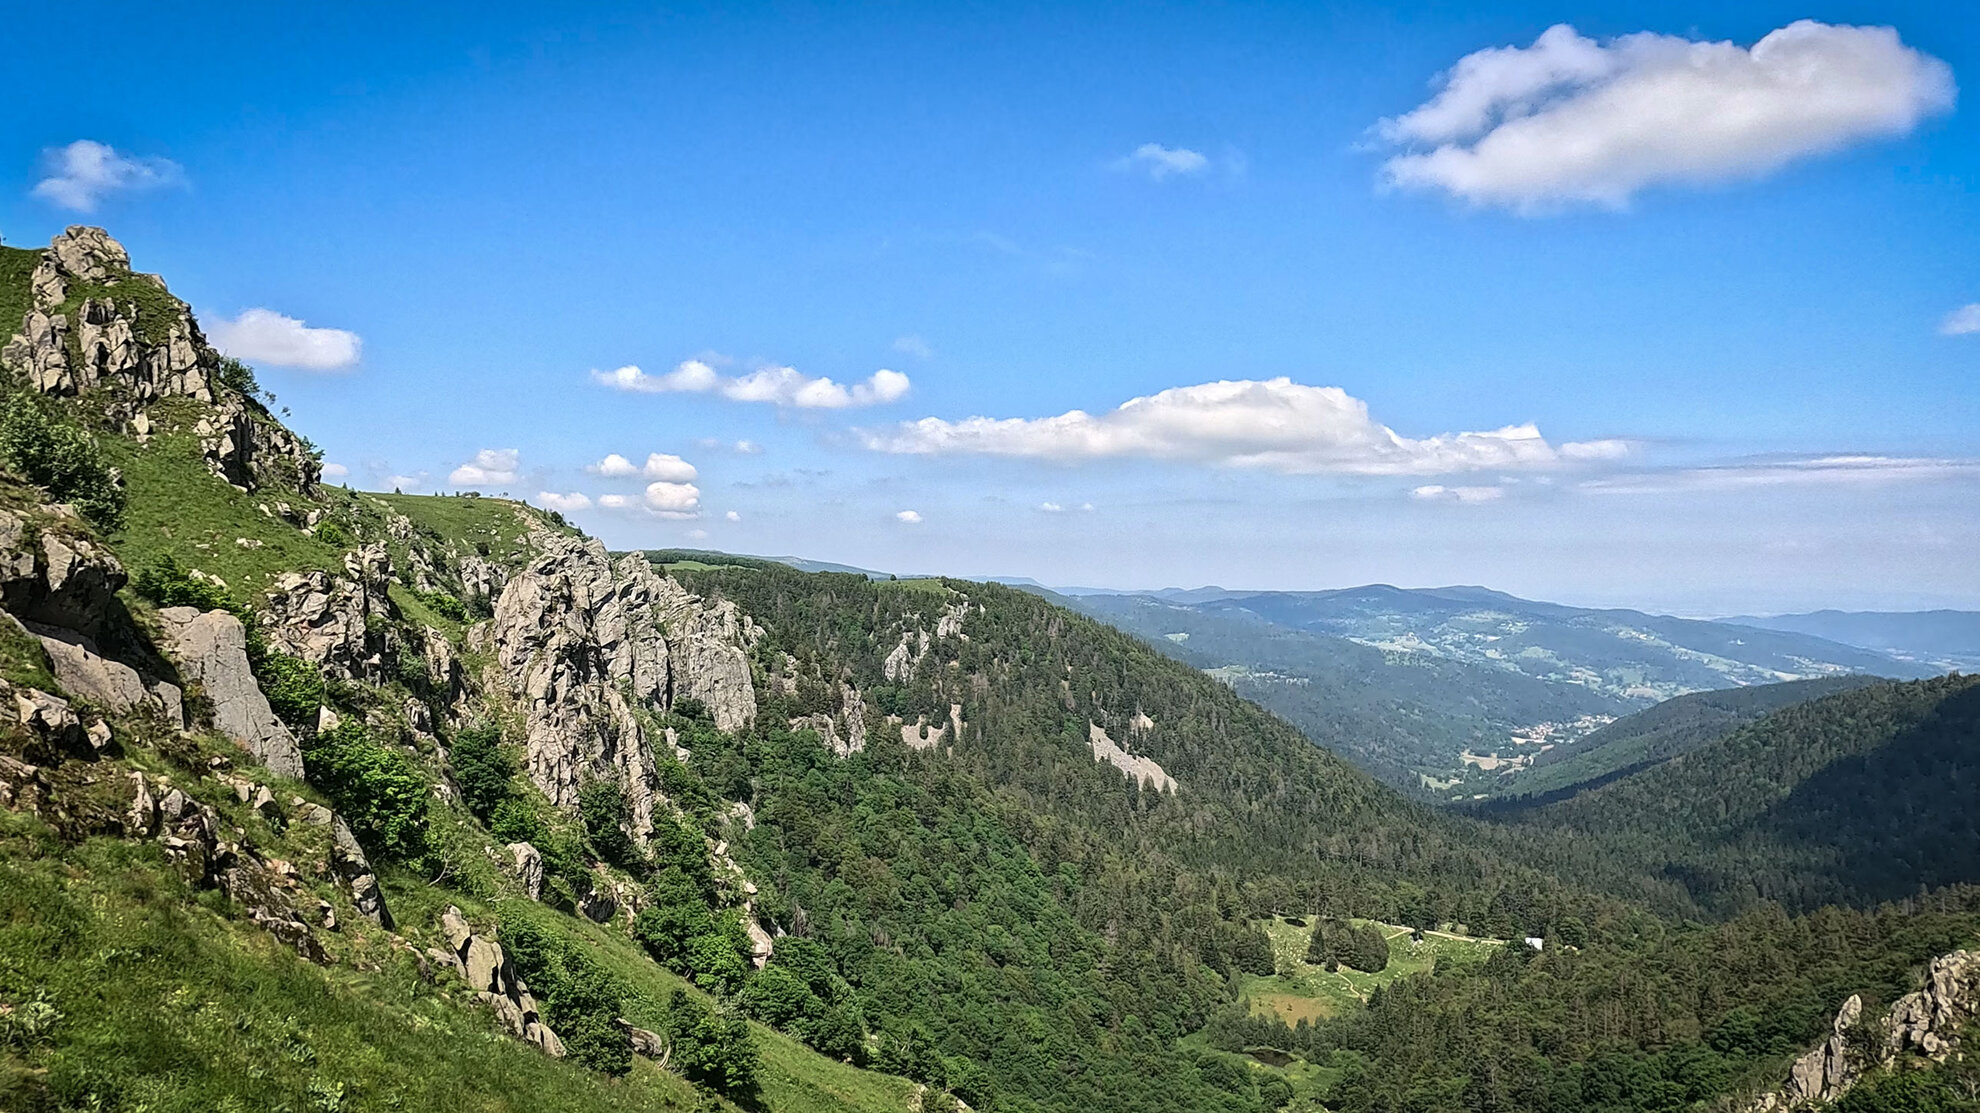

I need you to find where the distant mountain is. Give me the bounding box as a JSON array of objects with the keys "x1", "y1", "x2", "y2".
[
  {"x1": 1468, "y1": 675, "x2": 1885, "y2": 807},
  {"x1": 1725, "y1": 609, "x2": 1980, "y2": 671},
  {"x1": 1191, "y1": 584, "x2": 1930, "y2": 702},
  {"x1": 1058, "y1": 590, "x2": 1626, "y2": 793},
  {"x1": 1502, "y1": 674, "x2": 1980, "y2": 915}
]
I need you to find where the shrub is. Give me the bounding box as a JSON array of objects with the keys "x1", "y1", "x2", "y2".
[
  {"x1": 632, "y1": 870, "x2": 714, "y2": 970},
  {"x1": 664, "y1": 988, "x2": 759, "y2": 1097},
  {"x1": 414, "y1": 589, "x2": 467, "y2": 623},
  {"x1": 501, "y1": 914, "x2": 633, "y2": 1076},
  {"x1": 0, "y1": 396, "x2": 125, "y2": 529},
  {"x1": 133, "y1": 555, "x2": 232, "y2": 612},
  {"x1": 215, "y1": 355, "x2": 261, "y2": 397},
  {"x1": 686, "y1": 930, "x2": 750, "y2": 997},
  {"x1": 256, "y1": 650, "x2": 324, "y2": 731},
  {"x1": 449, "y1": 723, "x2": 516, "y2": 820},
  {"x1": 577, "y1": 779, "x2": 640, "y2": 871},
  {"x1": 302, "y1": 720, "x2": 430, "y2": 861}
]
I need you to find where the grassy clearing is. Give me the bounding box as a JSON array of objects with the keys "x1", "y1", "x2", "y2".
[
  {"x1": 373, "y1": 491, "x2": 551, "y2": 568},
  {"x1": 1241, "y1": 916, "x2": 1502, "y2": 1023},
  {"x1": 0, "y1": 245, "x2": 37, "y2": 336}
]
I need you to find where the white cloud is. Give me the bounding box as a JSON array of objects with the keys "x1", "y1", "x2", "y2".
[
  {"x1": 321, "y1": 462, "x2": 350, "y2": 480},
  {"x1": 597, "y1": 494, "x2": 634, "y2": 510},
  {"x1": 725, "y1": 510, "x2": 741, "y2": 522},
  {"x1": 1377, "y1": 21, "x2": 1955, "y2": 211},
  {"x1": 896, "y1": 509, "x2": 923, "y2": 524},
  {"x1": 643, "y1": 481, "x2": 701, "y2": 518},
  {"x1": 587, "y1": 451, "x2": 697, "y2": 481},
  {"x1": 388, "y1": 473, "x2": 427, "y2": 492},
  {"x1": 688, "y1": 528, "x2": 710, "y2": 540},
  {"x1": 589, "y1": 453, "x2": 638, "y2": 477},
  {"x1": 1039, "y1": 501, "x2": 1064, "y2": 512},
  {"x1": 862, "y1": 377, "x2": 1622, "y2": 476},
  {"x1": 449, "y1": 448, "x2": 520, "y2": 487},
  {"x1": 536, "y1": 491, "x2": 593, "y2": 512},
  {"x1": 1581, "y1": 454, "x2": 1980, "y2": 495},
  {"x1": 640, "y1": 453, "x2": 697, "y2": 481},
  {"x1": 1114, "y1": 143, "x2": 1211, "y2": 180},
  {"x1": 1940, "y1": 304, "x2": 1980, "y2": 336},
  {"x1": 893, "y1": 335, "x2": 934, "y2": 359},
  {"x1": 594, "y1": 360, "x2": 911, "y2": 408},
  {"x1": 32, "y1": 140, "x2": 184, "y2": 212},
  {"x1": 207, "y1": 308, "x2": 363, "y2": 371},
  {"x1": 1412, "y1": 484, "x2": 1506, "y2": 503}
]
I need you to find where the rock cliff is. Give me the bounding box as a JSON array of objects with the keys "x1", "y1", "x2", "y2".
[
  {"x1": 1748, "y1": 949, "x2": 1980, "y2": 1110},
  {"x1": 1, "y1": 226, "x2": 319, "y2": 494}
]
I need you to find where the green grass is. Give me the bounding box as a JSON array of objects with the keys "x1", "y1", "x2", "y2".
[
  {"x1": 384, "y1": 879, "x2": 916, "y2": 1113},
  {"x1": 1241, "y1": 917, "x2": 1502, "y2": 1023},
  {"x1": 374, "y1": 491, "x2": 552, "y2": 569},
  {"x1": 0, "y1": 615, "x2": 56, "y2": 691},
  {"x1": 0, "y1": 245, "x2": 38, "y2": 337},
  {"x1": 0, "y1": 815, "x2": 712, "y2": 1113},
  {"x1": 104, "y1": 427, "x2": 345, "y2": 599}
]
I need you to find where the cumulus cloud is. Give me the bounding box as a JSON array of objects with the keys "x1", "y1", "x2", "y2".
[
  {"x1": 594, "y1": 360, "x2": 911, "y2": 408},
  {"x1": 596, "y1": 494, "x2": 634, "y2": 510},
  {"x1": 388, "y1": 473, "x2": 427, "y2": 492},
  {"x1": 588, "y1": 452, "x2": 697, "y2": 481},
  {"x1": 449, "y1": 449, "x2": 520, "y2": 486},
  {"x1": 207, "y1": 308, "x2": 363, "y2": 371},
  {"x1": 1376, "y1": 21, "x2": 1955, "y2": 211},
  {"x1": 536, "y1": 491, "x2": 593, "y2": 512},
  {"x1": 862, "y1": 378, "x2": 1623, "y2": 476},
  {"x1": 1114, "y1": 143, "x2": 1211, "y2": 180},
  {"x1": 32, "y1": 140, "x2": 184, "y2": 212},
  {"x1": 725, "y1": 510, "x2": 741, "y2": 522},
  {"x1": 321, "y1": 462, "x2": 350, "y2": 480},
  {"x1": 1940, "y1": 304, "x2": 1980, "y2": 336},
  {"x1": 1039, "y1": 502, "x2": 1064, "y2": 512},
  {"x1": 896, "y1": 509, "x2": 923, "y2": 524},
  {"x1": 1412, "y1": 484, "x2": 1506, "y2": 503},
  {"x1": 644, "y1": 481, "x2": 701, "y2": 518}
]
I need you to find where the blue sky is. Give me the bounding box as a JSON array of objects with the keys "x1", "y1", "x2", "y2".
[{"x1": 3, "y1": 1, "x2": 1976, "y2": 613}]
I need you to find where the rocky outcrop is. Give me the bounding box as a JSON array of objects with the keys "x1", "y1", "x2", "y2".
[
  {"x1": 155, "y1": 607, "x2": 303, "y2": 779},
  {"x1": 1087, "y1": 722, "x2": 1177, "y2": 794},
  {"x1": 1748, "y1": 950, "x2": 1980, "y2": 1110},
  {"x1": 433, "y1": 906, "x2": 566, "y2": 1058},
  {"x1": 0, "y1": 226, "x2": 317, "y2": 494},
  {"x1": 0, "y1": 509, "x2": 128, "y2": 640},
  {"x1": 256, "y1": 545, "x2": 396, "y2": 683},
  {"x1": 507, "y1": 841, "x2": 544, "y2": 900},
  {"x1": 29, "y1": 623, "x2": 182, "y2": 727},
  {"x1": 480, "y1": 534, "x2": 757, "y2": 841}
]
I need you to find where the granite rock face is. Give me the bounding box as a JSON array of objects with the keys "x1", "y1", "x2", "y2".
[
  {"x1": 433, "y1": 906, "x2": 566, "y2": 1057},
  {"x1": 482, "y1": 533, "x2": 757, "y2": 840},
  {"x1": 154, "y1": 607, "x2": 304, "y2": 778},
  {"x1": 1748, "y1": 950, "x2": 1980, "y2": 1110},
  {"x1": 0, "y1": 226, "x2": 318, "y2": 494},
  {"x1": 0, "y1": 509, "x2": 128, "y2": 640}
]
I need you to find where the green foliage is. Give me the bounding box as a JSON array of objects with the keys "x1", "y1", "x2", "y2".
[
  {"x1": 664, "y1": 988, "x2": 760, "y2": 1097},
  {"x1": 302, "y1": 720, "x2": 430, "y2": 862},
  {"x1": 577, "y1": 779, "x2": 641, "y2": 872},
  {"x1": 1302, "y1": 919, "x2": 1389, "y2": 973},
  {"x1": 0, "y1": 394, "x2": 126, "y2": 529},
  {"x1": 448, "y1": 723, "x2": 517, "y2": 821},
  {"x1": 133, "y1": 554, "x2": 234, "y2": 611},
  {"x1": 215, "y1": 355, "x2": 261, "y2": 397},
  {"x1": 499, "y1": 915, "x2": 633, "y2": 1076},
  {"x1": 256, "y1": 650, "x2": 325, "y2": 731},
  {"x1": 415, "y1": 589, "x2": 468, "y2": 623}
]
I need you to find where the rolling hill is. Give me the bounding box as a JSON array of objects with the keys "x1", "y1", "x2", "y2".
[{"x1": 1726, "y1": 609, "x2": 1980, "y2": 672}]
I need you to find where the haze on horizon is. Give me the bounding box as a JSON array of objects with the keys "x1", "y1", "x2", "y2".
[{"x1": 4, "y1": 1, "x2": 1974, "y2": 616}]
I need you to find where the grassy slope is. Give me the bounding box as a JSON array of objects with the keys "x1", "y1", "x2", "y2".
[
  {"x1": 0, "y1": 246, "x2": 37, "y2": 337},
  {"x1": 1241, "y1": 917, "x2": 1501, "y2": 1025}
]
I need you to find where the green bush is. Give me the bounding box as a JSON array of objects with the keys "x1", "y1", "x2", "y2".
[
  {"x1": 685, "y1": 930, "x2": 749, "y2": 997},
  {"x1": 578, "y1": 779, "x2": 640, "y2": 872},
  {"x1": 632, "y1": 870, "x2": 714, "y2": 971},
  {"x1": 302, "y1": 720, "x2": 430, "y2": 861},
  {"x1": 256, "y1": 651, "x2": 324, "y2": 731},
  {"x1": 663, "y1": 988, "x2": 758, "y2": 1097},
  {"x1": 215, "y1": 355, "x2": 261, "y2": 397},
  {"x1": 0, "y1": 396, "x2": 125, "y2": 529},
  {"x1": 501, "y1": 915, "x2": 633, "y2": 1076},
  {"x1": 414, "y1": 589, "x2": 467, "y2": 623},
  {"x1": 133, "y1": 555, "x2": 232, "y2": 612},
  {"x1": 449, "y1": 723, "x2": 516, "y2": 820}
]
